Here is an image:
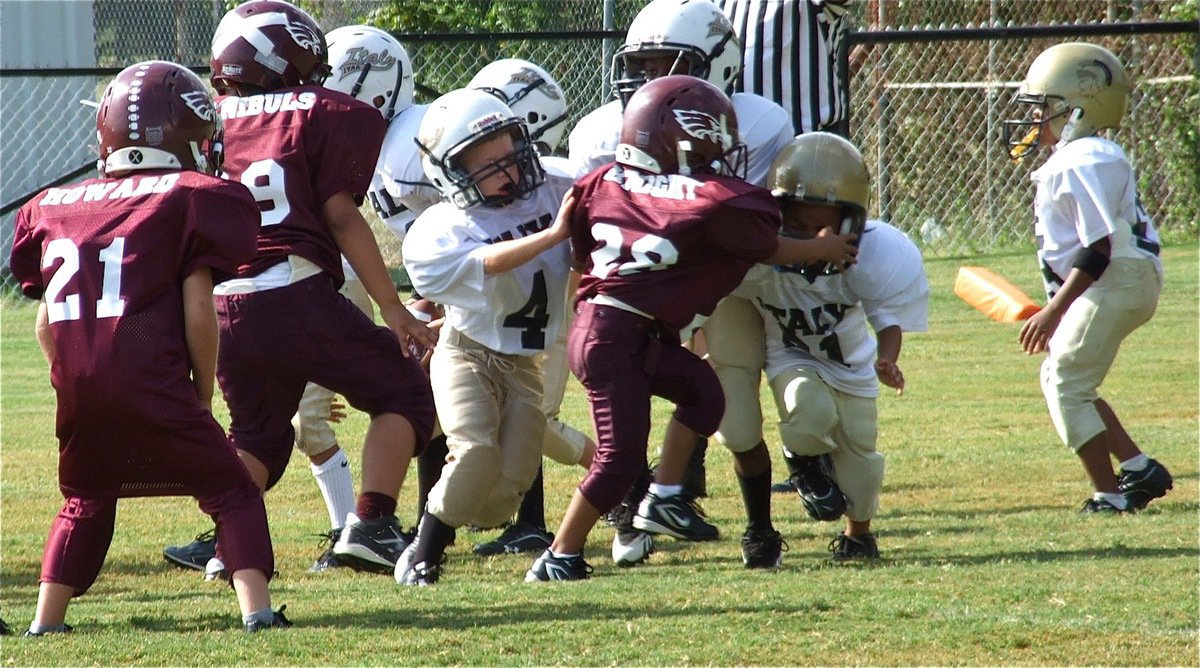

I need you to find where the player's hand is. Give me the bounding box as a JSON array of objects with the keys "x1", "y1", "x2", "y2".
[
  {"x1": 1018, "y1": 307, "x2": 1060, "y2": 355},
  {"x1": 547, "y1": 190, "x2": 576, "y2": 244},
  {"x1": 381, "y1": 303, "x2": 438, "y2": 357},
  {"x1": 327, "y1": 399, "x2": 347, "y2": 424},
  {"x1": 814, "y1": 227, "x2": 858, "y2": 270},
  {"x1": 875, "y1": 358, "x2": 905, "y2": 395}
]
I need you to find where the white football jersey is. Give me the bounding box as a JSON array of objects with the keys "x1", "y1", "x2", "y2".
[
  {"x1": 401, "y1": 165, "x2": 575, "y2": 356},
  {"x1": 1031, "y1": 136, "x2": 1161, "y2": 299},
  {"x1": 566, "y1": 92, "x2": 794, "y2": 187},
  {"x1": 740, "y1": 221, "x2": 929, "y2": 397},
  {"x1": 370, "y1": 103, "x2": 441, "y2": 243}
]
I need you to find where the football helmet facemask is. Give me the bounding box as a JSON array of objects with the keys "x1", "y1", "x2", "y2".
[
  {"x1": 617, "y1": 75, "x2": 746, "y2": 178},
  {"x1": 96, "y1": 60, "x2": 223, "y2": 177},
  {"x1": 768, "y1": 132, "x2": 869, "y2": 279},
  {"x1": 611, "y1": 0, "x2": 742, "y2": 106},
  {"x1": 468, "y1": 58, "x2": 569, "y2": 154},
  {"x1": 210, "y1": 0, "x2": 331, "y2": 94},
  {"x1": 416, "y1": 89, "x2": 546, "y2": 210},
  {"x1": 1004, "y1": 42, "x2": 1129, "y2": 160},
  {"x1": 325, "y1": 25, "x2": 413, "y2": 120}
]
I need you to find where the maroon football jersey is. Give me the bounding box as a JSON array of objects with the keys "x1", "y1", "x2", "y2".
[
  {"x1": 571, "y1": 165, "x2": 781, "y2": 332},
  {"x1": 9, "y1": 170, "x2": 258, "y2": 496},
  {"x1": 216, "y1": 85, "x2": 386, "y2": 282}
]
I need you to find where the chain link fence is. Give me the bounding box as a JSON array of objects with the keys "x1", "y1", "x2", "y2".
[{"x1": 1, "y1": 0, "x2": 1196, "y2": 298}]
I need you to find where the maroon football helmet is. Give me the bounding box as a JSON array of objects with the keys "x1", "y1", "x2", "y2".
[
  {"x1": 616, "y1": 74, "x2": 746, "y2": 178},
  {"x1": 96, "y1": 60, "x2": 223, "y2": 177},
  {"x1": 210, "y1": 0, "x2": 331, "y2": 94}
]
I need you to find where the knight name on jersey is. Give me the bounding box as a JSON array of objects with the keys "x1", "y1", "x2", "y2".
[
  {"x1": 484, "y1": 212, "x2": 552, "y2": 245},
  {"x1": 604, "y1": 167, "x2": 702, "y2": 201},
  {"x1": 219, "y1": 91, "x2": 317, "y2": 119},
  {"x1": 39, "y1": 173, "x2": 181, "y2": 207}
]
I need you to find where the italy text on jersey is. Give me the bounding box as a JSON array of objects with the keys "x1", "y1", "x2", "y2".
[
  {"x1": 603, "y1": 167, "x2": 702, "y2": 201},
  {"x1": 219, "y1": 92, "x2": 318, "y2": 119},
  {"x1": 39, "y1": 173, "x2": 181, "y2": 206}
]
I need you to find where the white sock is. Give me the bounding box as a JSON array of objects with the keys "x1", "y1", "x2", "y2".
[
  {"x1": 1095, "y1": 492, "x2": 1128, "y2": 509},
  {"x1": 1119, "y1": 454, "x2": 1149, "y2": 472},
  {"x1": 549, "y1": 549, "x2": 580, "y2": 559},
  {"x1": 649, "y1": 483, "x2": 682, "y2": 499},
  {"x1": 242, "y1": 607, "x2": 275, "y2": 626},
  {"x1": 311, "y1": 449, "x2": 355, "y2": 531},
  {"x1": 27, "y1": 621, "x2": 68, "y2": 635}
]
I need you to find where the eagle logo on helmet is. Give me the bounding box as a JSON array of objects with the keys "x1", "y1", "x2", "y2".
[
  {"x1": 286, "y1": 18, "x2": 323, "y2": 55},
  {"x1": 706, "y1": 13, "x2": 732, "y2": 38},
  {"x1": 1075, "y1": 59, "x2": 1113, "y2": 99},
  {"x1": 673, "y1": 108, "x2": 726, "y2": 145},
  {"x1": 508, "y1": 67, "x2": 562, "y2": 101},
  {"x1": 180, "y1": 90, "x2": 216, "y2": 122}
]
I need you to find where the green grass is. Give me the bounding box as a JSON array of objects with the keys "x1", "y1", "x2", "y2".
[{"x1": 2, "y1": 245, "x2": 1197, "y2": 666}]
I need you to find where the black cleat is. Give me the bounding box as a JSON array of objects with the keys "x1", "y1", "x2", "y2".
[
  {"x1": 633, "y1": 493, "x2": 719, "y2": 541},
  {"x1": 741, "y1": 528, "x2": 787, "y2": 569},
  {"x1": 525, "y1": 549, "x2": 593, "y2": 582},
  {"x1": 828, "y1": 532, "x2": 880, "y2": 561},
  {"x1": 1118, "y1": 459, "x2": 1173, "y2": 510},
  {"x1": 244, "y1": 605, "x2": 292, "y2": 633},
  {"x1": 1079, "y1": 498, "x2": 1131, "y2": 514},
  {"x1": 22, "y1": 624, "x2": 72, "y2": 637},
  {"x1": 771, "y1": 477, "x2": 800, "y2": 494},
  {"x1": 307, "y1": 528, "x2": 344, "y2": 573},
  {"x1": 472, "y1": 521, "x2": 554, "y2": 556},
  {"x1": 333, "y1": 514, "x2": 413, "y2": 574},
  {"x1": 794, "y1": 455, "x2": 846, "y2": 522},
  {"x1": 163, "y1": 529, "x2": 217, "y2": 571}
]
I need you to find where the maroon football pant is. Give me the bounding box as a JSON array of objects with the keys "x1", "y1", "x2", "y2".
[
  {"x1": 568, "y1": 301, "x2": 724, "y2": 513},
  {"x1": 39, "y1": 481, "x2": 272, "y2": 595}
]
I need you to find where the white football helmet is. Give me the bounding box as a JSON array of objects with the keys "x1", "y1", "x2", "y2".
[
  {"x1": 416, "y1": 88, "x2": 546, "y2": 209},
  {"x1": 468, "y1": 58, "x2": 569, "y2": 154},
  {"x1": 612, "y1": 0, "x2": 742, "y2": 105},
  {"x1": 325, "y1": 25, "x2": 414, "y2": 120}
]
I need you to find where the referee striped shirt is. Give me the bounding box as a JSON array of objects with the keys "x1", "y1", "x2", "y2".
[{"x1": 719, "y1": 0, "x2": 850, "y2": 133}]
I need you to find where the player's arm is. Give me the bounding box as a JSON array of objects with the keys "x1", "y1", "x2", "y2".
[
  {"x1": 35, "y1": 301, "x2": 55, "y2": 367},
  {"x1": 874, "y1": 324, "x2": 905, "y2": 395},
  {"x1": 182, "y1": 266, "x2": 217, "y2": 409},
  {"x1": 323, "y1": 190, "x2": 436, "y2": 354},
  {"x1": 1019, "y1": 236, "x2": 1109, "y2": 355},
  {"x1": 479, "y1": 192, "x2": 576, "y2": 275},
  {"x1": 766, "y1": 228, "x2": 858, "y2": 267}
]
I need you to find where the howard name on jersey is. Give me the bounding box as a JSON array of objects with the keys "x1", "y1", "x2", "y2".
[
  {"x1": 401, "y1": 167, "x2": 575, "y2": 355},
  {"x1": 740, "y1": 221, "x2": 929, "y2": 397},
  {"x1": 567, "y1": 93, "x2": 793, "y2": 187},
  {"x1": 368, "y1": 103, "x2": 441, "y2": 243},
  {"x1": 572, "y1": 164, "x2": 780, "y2": 335},
  {"x1": 216, "y1": 85, "x2": 386, "y2": 283}
]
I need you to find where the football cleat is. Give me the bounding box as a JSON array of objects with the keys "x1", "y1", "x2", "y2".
[
  {"x1": 333, "y1": 513, "x2": 413, "y2": 574},
  {"x1": 244, "y1": 605, "x2": 293, "y2": 633},
  {"x1": 633, "y1": 493, "x2": 719, "y2": 541},
  {"x1": 1078, "y1": 498, "x2": 1131, "y2": 514},
  {"x1": 472, "y1": 521, "x2": 553, "y2": 556},
  {"x1": 0, "y1": 617, "x2": 10, "y2": 636},
  {"x1": 793, "y1": 455, "x2": 847, "y2": 522},
  {"x1": 163, "y1": 529, "x2": 217, "y2": 571},
  {"x1": 22, "y1": 624, "x2": 72, "y2": 637},
  {"x1": 741, "y1": 528, "x2": 787, "y2": 569},
  {"x1": 307, "y1": 528, "x2": 344, "y2": 573},
  {"x1": 1117, "y1": 458, "x2": 1173, "y2": 510},
  {"x1": 828, "y1": 532, "x2": 880, "y2": 561},
  {"x1": 770, "y1": 477, "x2": 800, "y2": 494},
  {"x1": 525, "y1": 549, "x2": 594, "y2": 582},
  {"x1": 611, "y1": 529, "x2": 655, "y2": 567}
]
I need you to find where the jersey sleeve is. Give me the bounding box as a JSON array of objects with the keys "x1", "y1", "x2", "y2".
[
  {"x1": 182, "y1": 179, "x2": 261, "y2": 281},
  {"x1": 850, "y1": 223, "x2": 930, "y2": 334},
  {"x1": 9, "y1": 202, "x2": 45, "y2": 300},
  {"x1": 312, "y1": 98, "x2": 387, "y2": 207},
  {"x1": 1058, "y1": 158, "x2": 1129, "y2": 247},
  {"x1": 401, "y1": 207, "x2": 489, "y2": 311},
  {"x1": 707, "y1": 187, "x2": 781, "y2": 263}
]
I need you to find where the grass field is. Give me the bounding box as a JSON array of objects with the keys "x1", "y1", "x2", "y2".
[{"x1": 1, "y1": 245, "x2": 1196, "y2": 666}]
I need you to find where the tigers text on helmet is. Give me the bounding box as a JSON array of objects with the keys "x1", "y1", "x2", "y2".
[
  {"x1": 416, "y1": 88, "x2": 546, "y2": 210},
  {"x1": 611, "y1": 0, "x2": 742, "y2": 106},
  {"x1": 210, "y1": 0, "x2": 331, "y2": 94},
  {"x1": 1004, "y1": 42, "x2": 1129, "y2": 159},
  {"x1": 468, "y1": 58, "x2": 569, "y2": 154},
  {"x1": 616, "y1": 74, "x2": 746, "y2": 178},
  {"x1": 325, "y1": 25, "x2": 413, "y2": 120},
  {"x1": 96, "y1": 60, "x2": 223, "y2": 177},
  {"x1": 768, "y1": 132, "x2": 870, "y2": 278}
]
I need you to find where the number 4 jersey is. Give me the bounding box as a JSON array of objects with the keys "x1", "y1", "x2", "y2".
[
  {"x1": 738, "y1": 221, "x2": 929, "y2": 398},
  {"x1": 401, "y1": 164, "x2": 575, "y2": 356}
]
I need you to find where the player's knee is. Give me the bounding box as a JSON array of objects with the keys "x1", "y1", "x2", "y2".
[
  {"x1": 777, "y1": 391, "x2": 838, "y2": 456},
  {"x1": 543, "y1": 419, "x2": 586, "y2": 465},
  {"x1": 714, "y1": 366, "x2": 763, "y2": 451}
]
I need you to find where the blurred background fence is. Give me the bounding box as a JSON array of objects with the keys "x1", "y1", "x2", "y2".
[{"x1": 1, "y1": 0, "x2": 1196, "y2": 297}]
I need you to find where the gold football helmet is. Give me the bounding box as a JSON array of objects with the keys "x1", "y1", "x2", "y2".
[{"x1": 1005, "y1": 42, "x2": 1129, "y2": 159}]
